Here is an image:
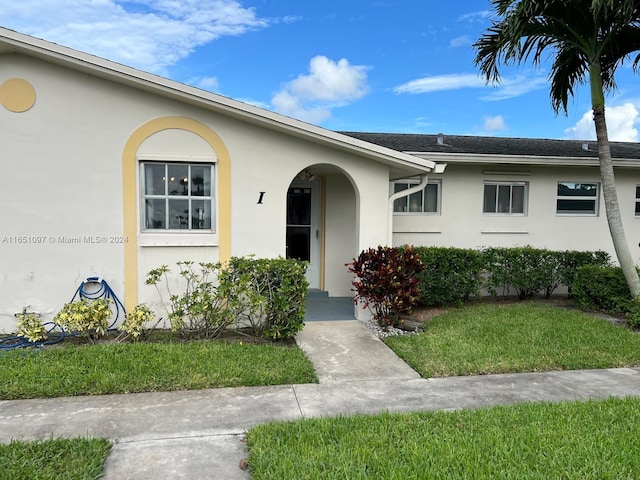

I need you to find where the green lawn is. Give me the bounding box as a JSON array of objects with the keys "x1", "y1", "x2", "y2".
[
  {"x1": 385, "y1": 303, "x2": 640, "y2": 377},
  {"x1": 247, "y1": 397, "x2": 640, "y2": 479},
  {"x1": 0, "y1": 437, "x2": 111, "y2": 480},
  {"x1": 0, "y1": 340, "x2": 317, "y2": 399}
]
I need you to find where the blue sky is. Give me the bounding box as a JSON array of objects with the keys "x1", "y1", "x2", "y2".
[{"x1": 2, "y1": 0, "x2": 639, "y2": 141}]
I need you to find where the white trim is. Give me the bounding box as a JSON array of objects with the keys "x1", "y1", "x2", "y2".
[
  {"x1": 555, "y1": 181, "x2": 600, "y2": 216},
  {"x1": 137, "y1": 154, "x2": 217, "y2": 163},
  {"x1": 482, "y1": 181, "x2": 528, "y2": 216},
  {"x1": 406, "y1": 151, "x2": 640, "y2": 168},
  {"x1": 139, "y1": 161, "x2": 216, "y2": 233},
  {"x1": 138, "y1": 233, "x2": 219, "y2": 247}
]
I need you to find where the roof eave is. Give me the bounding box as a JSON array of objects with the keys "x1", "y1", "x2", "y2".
[
  {"x1": 0, "y1": 27, "x2": 435, "y2": 174},
  {"x1": 404, "y1": 151, "x2": 640, "y2": 168}
]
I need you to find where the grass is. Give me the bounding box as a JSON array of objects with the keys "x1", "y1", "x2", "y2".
[
  {"x1": 0, "y1": 437, "x2": 111, "y2": 480},
  {"x1": 0, "y1": 340, "x2": 317, "y2": 399},
  {"x1": 385, "y1": 302, "x2": 640, "y2": 377},
  {"x1": 247, "y1": 397, "x2": 640, "y2": 479}
]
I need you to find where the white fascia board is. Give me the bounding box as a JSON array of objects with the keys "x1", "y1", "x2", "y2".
[
  {"x1": 404, "y1": 151, "x2": 640, "y2": 168},
  {"x1": 0, "y1": 27, "x2": 435, "y2": 174}
]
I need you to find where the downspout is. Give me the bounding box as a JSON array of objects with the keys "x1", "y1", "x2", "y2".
[{"x1": 387, "y1": 163, "x2": 446, "y2": 246}]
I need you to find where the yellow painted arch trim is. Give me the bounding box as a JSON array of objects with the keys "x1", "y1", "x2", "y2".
[{"x1": 122, "y1": 116, "x2": 231, "y2": 312}]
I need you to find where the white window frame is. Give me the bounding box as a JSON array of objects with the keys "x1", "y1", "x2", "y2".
[
  {"x1": 635, "y1": 185, "x2": 640, "y2": 217},
  {"x1": 392, "y1": 179, "x2": 441, "y2": 215},
  {"x1": 138, "y1": 155, "x2": 218, "y2": 247},
  {"x1": 482, "y1": 181, "x2": 528, "y2": 215},
  {"x1": 556, "y1": 182, "x2": 599, "y2": 216}
]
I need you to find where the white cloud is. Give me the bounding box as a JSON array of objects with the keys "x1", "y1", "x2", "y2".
[
  {"x1": 564, "y1": 103, "x2": 639, "y2": 142},
  {"x1": 449, "y1": 35, "x2": 471, "y2": 48},
  {"x1": 483, "y1": 115, "x2": 507, "y2": 132},
  {"x1": 458, "y1": 10, "x2": 493, "y2": 23},
  {"x1": 481, "y1": 75, "x2": 549, "y2": 101},
  {"x1": 0, "y1": 0, "x2": 268, "y2": 73},
  {"x1": 271, "y1": 55, "x2": 370, "y2": 124},
  {"x1": 394, "y1": 74, "x2": 485, "y2": 94},
  {"x1": 394, "y1": 72, "x2": 548, "y2": 100}
]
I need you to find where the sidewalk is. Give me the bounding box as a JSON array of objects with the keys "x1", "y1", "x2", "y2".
[{"x1": 1, "y1": 320, "x2": 639, "y2": 479}]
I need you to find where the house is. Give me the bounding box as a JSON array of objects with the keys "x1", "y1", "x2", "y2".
[
  {"x1": 0, "y1": 27, "x2": 442, "y2": 333},
  {"x1": 343, "y1": 132, "x2": 640, "y2": 256},
  {"x1": 2, "y1": 26, "x2": 640, "y2": 333}
]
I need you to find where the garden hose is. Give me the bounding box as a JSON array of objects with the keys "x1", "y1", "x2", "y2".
[
  {"x1": 71, "y1": 276, "x2": 126, "y2": 329},
  {"x1": 0, "y1": 277, "x2": 126, "y2": 350}
]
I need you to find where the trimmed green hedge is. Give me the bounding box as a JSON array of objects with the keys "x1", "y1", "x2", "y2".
[
  {"x1": 483, "y1": 247, "x2": 560, "y2": 299},
  {"x1": 412, "y1": 246, "x2": 611, "y2": 306},
  {"x1": 413, "y1": 247, "x2": 485, "y2": 306},
  {"x1": 573, "y1": 265, "x2": 640, "y2": 327}
]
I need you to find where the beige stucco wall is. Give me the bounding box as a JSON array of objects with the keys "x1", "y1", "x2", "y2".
[
  {"x1": 1, "y1": 55, "x2": 129, "y2": 332},
  {"x1": 324, "y1": 172, "x2": 358, "y2": 296},
  {"x1": 0, "y1": 53, "x2": 393, "y2": 332},
  {"x1": 392, "y1": 163, "x2": 640, "y2": 263}
]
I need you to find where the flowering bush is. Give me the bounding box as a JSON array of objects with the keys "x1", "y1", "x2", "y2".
[{"x1": 347, "y1": 246, "x2": 424, "y2": 328}]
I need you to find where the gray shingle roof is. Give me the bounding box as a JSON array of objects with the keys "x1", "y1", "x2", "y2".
[{"x1": 339, "y1": 132, "x2": 640, "y2": 160}]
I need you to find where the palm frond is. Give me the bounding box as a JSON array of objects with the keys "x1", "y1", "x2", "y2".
[{"x1": 475, "y1": 0, "x2": 640, "y2": 113}]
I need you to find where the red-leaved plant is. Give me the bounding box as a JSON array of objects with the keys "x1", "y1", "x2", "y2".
[{"x1": 347, "y1": 246, "x2": 424, "y2": 328}]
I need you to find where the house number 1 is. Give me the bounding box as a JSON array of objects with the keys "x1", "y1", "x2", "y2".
[{"x1": 257, "y1": 192, "x2": 265, "y2": 204}]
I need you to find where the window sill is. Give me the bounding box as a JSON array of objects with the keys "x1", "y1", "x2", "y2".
[
  {"x1": 481, "y1": 229, "x2": 529, "y2": 234},
  {"x1": 393, "y1": 212, "x2": 441, "y2": 216},
  {"x1": 555, "y1": 213, "x2": 598, "y2": 217},
  {"x1": 138, "y1": 232, "x2": 219, "y2": 247},
  {"x1": 482, "y1": 213, "x2": 527, "y2": 216}
]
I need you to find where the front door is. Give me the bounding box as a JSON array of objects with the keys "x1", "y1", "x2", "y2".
[{"x1": 286, "y1": 180, "x2": 321, "y2": 289}]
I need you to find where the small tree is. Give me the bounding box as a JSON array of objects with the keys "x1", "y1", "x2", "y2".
[{"x1": 347, "y1": 246, "x2": 424, "y2": 328}]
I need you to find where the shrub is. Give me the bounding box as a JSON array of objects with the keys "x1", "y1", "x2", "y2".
[
  {"x1": 413, "y1": 247, "x2": 485, "y2": 306},
  {"x1": 225, "y1": 257, "x2": 308, "y2": 340},
  {"x1": 557, "y1": 250, "x2": 611, "y2": 295},
  {"x1": 147, "y1": 257, "x2": 308, "y2": 341},
  {"x1": 572, "y1": 265, "x2": 640, "y2": 326},
  {"x1": 146, "y1": 262, "x2": 233, "y2": 339},
  {"x1": 15, "y1": 312, "x2": 47, "y2": 343},
  {"x1": 117, "y1": 303, "x2": 156, "y2": 342},
  {"x1": 53, "y1": 298, "x2": 111, "y2": 342},
  {"x1": 482, "y1": 247, "x2": 561, "y2": 299},
  {"x1": 347, "y1": 246, "x2": 424, "y2": 328}
]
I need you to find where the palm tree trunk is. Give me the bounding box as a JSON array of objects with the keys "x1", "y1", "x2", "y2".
[{"x1": 593, "y1": 104, "x2": 640, "y2": 298}]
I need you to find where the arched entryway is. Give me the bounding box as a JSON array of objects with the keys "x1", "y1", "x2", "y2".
[{"x1": 287, "y1": 164, "x2": 358, "y2": 296}]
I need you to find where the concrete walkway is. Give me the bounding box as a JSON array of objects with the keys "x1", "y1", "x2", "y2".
[{"x1": 1, "y1": 320, "x2": 640, "y2": 479}]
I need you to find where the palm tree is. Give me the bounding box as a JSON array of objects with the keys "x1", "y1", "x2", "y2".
[{"x1": 474, "y1": 0, "x2": 640, "y2": 298}]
